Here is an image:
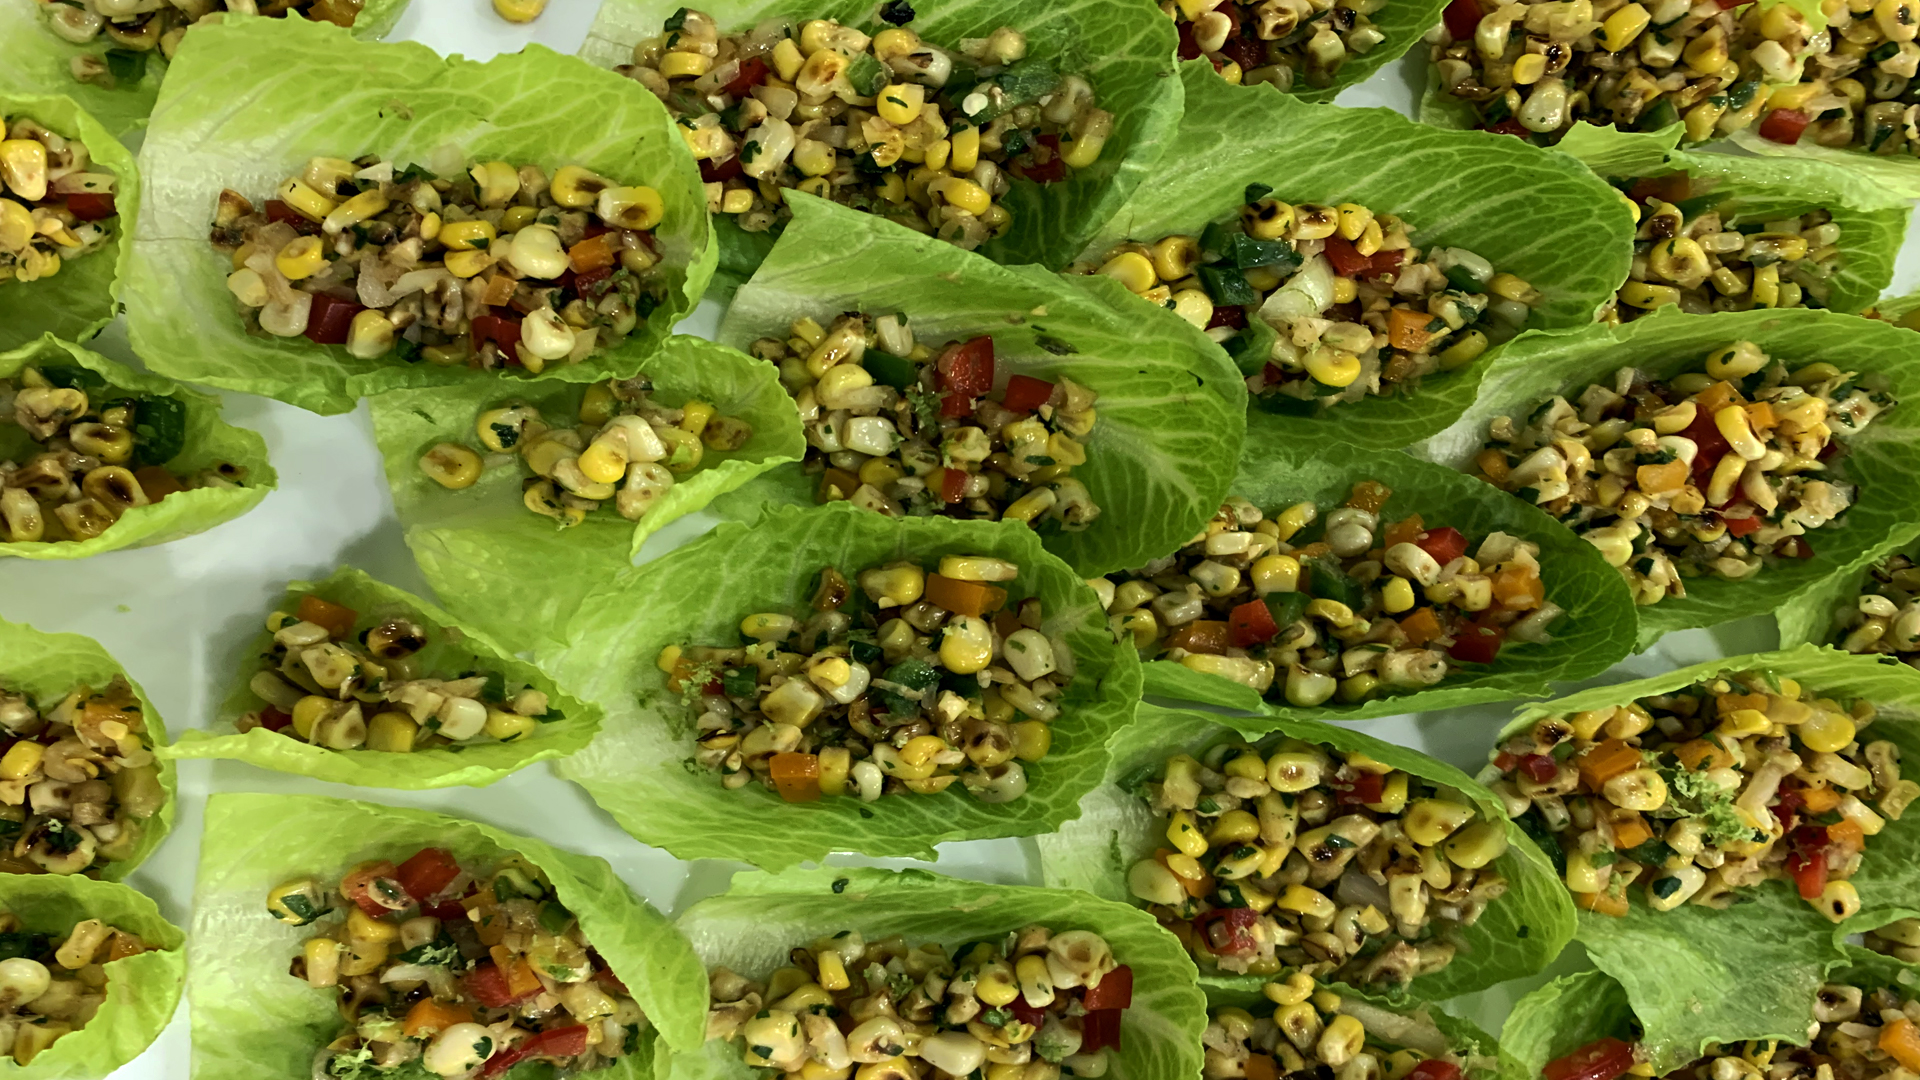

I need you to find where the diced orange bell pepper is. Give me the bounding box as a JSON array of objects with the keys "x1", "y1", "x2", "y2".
[
  {"x1": 1476, "y1": 448, "x2": 1511, "y2": 484},
  {"x1": 1800, "y1": 785, "x2": 1842, "y2": 813},
  {"x1": 1164, "y1": 620, "x2": 1231, "y2": 655},
  {"x1": 1607, "y1": 809, "x2": 1653, "y2": 852},
  {"x1": 296, "y1": 595, "x2": 359, "y2": 640},
  {"x1": 105, "y1": 932, "x2": 147, "y2": 962},
  {"x1": 770, "y1": 752, "x2": 821, "y2": 803},
  {"x1": 1881, "y1": 1018, "x2": 1920, "y2": 1072},
  {"x1": 1826, "y1": 818, "x2": 1865, "y2": 855},
  {"x1": 1384, "y1": 513, "x2": 1425, "y2": 550},
  {"x1": 403, "y1": 999, "x2": 474, "y2": 1038},
  {"x1": 1578, "y1": 738, "x2": 1643, "y2": 790},
  {"x1": 1574, "y1": 889, "x2": 1630, "y2": 917},
  {"x1": 1493, "y1": 566, "x2": 1545, "y2": 610},
  {"x1": 1635, "y1": 460, "x2": 1689, "y2": 495},
  {"x1": 1247, "y1": 1055, "x2": 1281, "y2": 1080},
  {"x1": 569, "y1": 232, "x2": 617, "y2": 274},
  {"x1": 1745, "y1": 400, "x2": 1776, "y2": 434},
  {"x1": 1292, "y1": 541, "x2": 1332, "y2": 560},
  {"x1": 925, "y1": 573, "x2": 1008, "y2": 618},
  {"x1": 489, "y1": 945, "x2": 543, "y2": 999},
  {"x1": 818, "y1": 467, "x2": 860, "y2": 503},
  {"x1": 1388, "y1": 308, "x2": 1433, "y2": 353},
  {"x1": 1696, "y1": 380, "x2": 1739, "y2": 416},
  {"x1": 1399, "y1": 607, "x2": 1443, "y2": 648},
  {"x1": 1673, "y1": 737, "x2": 1733, "y2": 772},
  {"x1": 481, "y1": 273, "x2": 517, "y2": 307},
  {"x1": 1345, "y1": 480, "x2": 1393, "y2": 513},
  {"x1": 133, "y1": 466, "x2": 184, "y2": 501}
]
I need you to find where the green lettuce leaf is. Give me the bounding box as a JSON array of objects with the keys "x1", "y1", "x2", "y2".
[
  {"x1": 368, "y1": 334, "x2": 807, "y2": 652},
  {"x1": 1038, "y1": 702, "x2": 1576, "y2": 1001},
  {"x1": 126, "y1": 15, "x2": 714, "y2": 416},
  {"x1": 163, "y1": 566, "x2": 601, "y2": 788},
  {"x1": 708, "y1": 194, "x2": 1246, "y2": 578},
  {"x1": 0, "y1": 875, "x2": 184, "y2": 1080},
  {"x1": 0, "y1": 616, "x2": 174, "y2": 878},
  {"x1": 546, "y1": 500, "x2": 1141, "y2": 868},
  {"x1": 1489, "y1": 646, "x2": 1920, "y2": 1071},
  {"x1": 1, "y1": 335, "x2": 273, "y2": 560},
  {"x1": 0, "y1": 2, "x2": 410, "y2": 139},
  {"x1": 1083, "y1": 62, "x2": 1634, "y2": 449},
  {"x1": 188, "y1": 792, "x2": 708, "y2": 1080},
  {"x1": 1206, "y1": 979, "x2": 1523, "y2": 1080},
  {"x1": 1499, "y1": 968, "x2": 1637, "y2": 1079},
  {"x1": 1775, "y1": 529, "x2": 1920, "y2": 648},
  {"x1": 1555, "y1": 125, "x2": 1911, "y2": 315},
  {"x1": 0, "y1": 95, "x2": 137, "y2": 350},
  {"x1": 657, "y1": 866, "x2": 1206, "y2": 1080},
  {"x1": 1731, "y1": 128, "x2": 1920, "y2": 201},
  {"x1": 1411, "y1": 307, "x2": 1920, "y2": 649},
  {"x1": 1872, "y1": 291, "x2": 1920, "y2": 323},
  {"x1": 1256, "y1": 0, "x2": 1451, "y2": 105},
  {"x1": 579, "y1": 0, "x2": 1183, "y2": 280},
  {"x1": 1137, "y1": 439, "x2": 1636, "y2": 721}
]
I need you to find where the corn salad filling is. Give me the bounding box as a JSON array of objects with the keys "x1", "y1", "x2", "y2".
[
  {"x1": 0, "y1": 116, "x2": 117, "y2": 286},
  {"x1": 1837, "y1": 554, "x2": 1920, "y2": 662},
  {"x1": 0, "y1": 676, "x2": 164, "y2": 877},
  {"x1": 1428, "y1": 0, "x2": 1817, "y2": 142},
  {"x1": 664, "y1": 555, "x2": 1068, "y2": 806},
  {"x1": 43, "y1": 0, "x2": 363, "y2": 81},
  {"x1": 208, "y1": 157, "x2": 666, "y2": 372},
  {"x1": 237, "y1": 594, "x2": 555, "y2": 753},
  {"x1": 1868, "y1": 916, "x2": 1920, "y2": 961},
  {"x1": 1489, "y1": 670, "x2": 1919, "y2": 921},
  {"x1": 621, "y1": 8, "x2": 1112, "y2": 250},
  {"x1": 1204, "y1": 973, "x2": 1470, "y2": 1080},
  {"x1": 1609, "y1": 173, "x2": 1841, "y2": 320},
  {"x1": 751, "y1": 314, "x2": 1101, "y2": 529},
  {"x1": 273, "y1": 848, "x2": 647, "y2": 1078},
  {"x1": 1475, "y1": 342, "x2": 1895, "y2": 606},
  {"x1": 0, "y1": 913, "x2": 150, "y2": 1067},
  {"x1": 1075, "y1": 192, "x2": 1534, "y2": 407},
  {"x1": 416, "y1": 376, "x2": 754, "y2": 529},
  {"x1": 1, "y1": 369, "x2": 231, "y2": 544},
  {"x1": 1754, "y1": 0, "x2": 1920, "y2": 156},
  {"x1": 1099, "y1": 486, "x2": 1562, "y2": 706},
  {"x1": 1169, "y1": 0, "x2": 1392, "y2": 93},
  {"x1": 1124, "y1": 737, "x2": 1510, "y2": 984},
  {"x1": 705, "y1": 925, "x2": 1131, "y2": 1078}
]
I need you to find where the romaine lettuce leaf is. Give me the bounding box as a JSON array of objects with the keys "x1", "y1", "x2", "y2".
[
  {"x1": 1, "y1": 335, "x2": 273, "y2": 560},
  {"x1": 163, "y1": 566, "x2": 601, "y2": 788},
  {"x1": 546, "y1": 500, "x2": 1141, "y2": 868},
  {"x1": 368, "y1": 334, "x2": 807, "y2": 652},
  {"x1": 126, "y1": 16, "x2": 714, "y2": 415},
  {"x1": 1083, "y1": 62, "x2": 1634, "y2": 449},
  {"x1": 1037, "y1": 702, "x2": 1576, "y2": 1001},
  {"x1": 1775, "y1": 529, "x2": 1920, "y2": 648},
  {"x1": 579, "y1": 0, "x2": 1183, "y2": 280},
  {"x1": 657, "y1": 866, "x2": 1206, "y2": 1080},
  {"x1": 0, "y1": 615, "x2": 174, "y2": 879},
  {"x1": 1732, "y1": 128, "x2": 1920, "y2": 201},
  {"x1": 0, "y1": 875, "x2": 184, "y2": 1080},
  {"x1": 708, "y1": 194, "x2": 1246, "y2": 578},
  {"x1": 1137, "y1": 439, "x2": 1636, "y2": 721},
  {"x1": 1499, "y1": 968, "x2": 1638, "y2": 1079},
  {"x1": 1411, "y1": 307, "x2": 1920, "y2": 648},
  {"x1": 187, "y1": 792, "x2": 708, "y2": 1080},
  {"x1": 0, "y1": 95, "x2": 137, "y2": 350},
  {"x1": 1489, "y1": 646, "x2": 1920, "y2": 1071}
]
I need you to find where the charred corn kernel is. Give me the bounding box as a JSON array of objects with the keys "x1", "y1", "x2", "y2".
[
  {"x1": 275, "y1": 236, "x2": 326, "y2": 280},
  {"x1": 1511, "y1": 52, "x2": 1548, "y2": 83},
  {"x1": 1619, "y1": 280, "x2": 1681, "y2": 309},
  {"x1": 345, "y1": 309, "x2": 396, "y2": 360},
  {"x1": 1151, "y1": 235, "x2": 1200, "y2": 281},
  {"x1": 1600, "y1": 2, "x2": 1650, "y2": 48},
  {"x1": 1010, "y1": 720, "x2": 1052, "y2": 761},
  {"x1": 420, "y1": 443, "x2": 483, "y2": 489},
  {"x1": 550, "y1": 165, "x2": 607, "y2": 209},
  {"x1": 1167, "y1": 809, "x2": 1208, "y2": 857},
  {"x1": 661, "y1": 51, "x2": 713, "y2": 78},
  {"x1": 1404, "y1": 799, "x2": 1475, "y2": 845},
  {"x1": 598, "y1": 185, "x2": 664, "y2": 230},
  {"x1": 277, "y1": 178, "x2": 336, "y2": 221},
  {"x1": 0, "y1": 741, "x2": 43, "y2": 780},
  {"x1": 1818, "y1": 880, "x2": 1860, "y2": 921},
  {"x1": 1277, "y1": 884, "x2": 1337, "y2": 919},
  {"x1": 1800, "y1": 709, "x2": 1856, "y2": 753},
  {"x1": 976, "y1": 960, "x2": 1018, "y2": 1006},
  {"x1": 1305, "y1": 346, "x2": 1361, "y2": 388},
  {"x1": 438, "y1": 219, "x2": 496, "y2": 252},
  {"x1": 493, "y1": 0, "x2": 547, "y2": 21},
  {"x1": 0, "y1": 141, "x2": 50, "y2": 202},
  {"x1": 366, "y1": 711, "x2": 417, "y2": 753}
]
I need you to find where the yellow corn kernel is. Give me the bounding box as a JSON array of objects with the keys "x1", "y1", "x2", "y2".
[
  {"x1": 1438, "y1": 329, "x2": 1489, "y2": 371},
  {"x1": 1442, "y1": 820, "x2": 1510, "y2": 868},
  {"x1": 0, "y1": 741, "x2": 44, "y2": 781},
  {"x1": 485, "y1": 708, "x2": 537, "y2": 742},
  {"x1": 366, "y1": 711, "x2": 417, "y2": 753},
  {"x1": 277, "y1": 178, "x2": 336, "y2": 222},
  {"x1": 1305, "y1": 346, "x2": 1361, "y2": 388},
  {"x1": 550, "y1": 165, "x2": 608, "y2": 209},
  {"x1": 444, "y1": 248, "x2": 496, "y2": 279},
  {"x1": 290, "y1": 695, "x2": 331, "y2": 740},
  {"x1": 930, "y1": 176, "x2": 992, "y2": 217},
  {"x1": 660, "y1": 51, "x2": 714, "y2": 79},
  {"x1": 1166, "y1": 809, "x2": 1208, "y2": 857},
  {"x1": 0, "y1": 140, "x2": 50, "y2": 202},
  {"x1": 1371, "y1": 771, "x2": 1409, "y2": 815},
  {"x1": 599, "y1": 185, "x2": 664, "y2": 230},
  {"x1": 1511, "y1": 52, "x2": 1548, "y2": 84},
  {"x1": 1715, "y1": 708, "x2": 1771, "y2": 738},
  {"x1": 1276, "y1": 884, "x2": 1336, "y2": 920},
  {"x1": 1798, "y1": 709, "x2": 1856, "y2": 753},
  {"x1": 323, "y1": 189, "x2": 389, "y2": 235},
  {"x1": 419, "y1": 211, "x2": 442, "y2": 241},
  {"x1": 815, "y1": 948, "x2": 850, "y2": 991},
  {"x1": 347, "y1": 906, "x2": 400, "y2": 945},
  {"x1": 1381, "y1": 576, "x2": 1415, "y2": 613},
  {"x1": 1062, "y1": 131, "x2": 1105, "y2": 169},
  {"x1": 275, "y1": 236, "x2": 327, "y2": 281},
  {"x1": 493, "y1": 0, "x2": 546, "y2": 21},
  {"x1": 1489, "y1": 272, "x2": 1540, "y2": 305},
  {"x1": 1332, "y1": 275, "x2": 1358, "y2": 304},
  {"x1": 876, "y1": 83, "x2": 926, "y2": 125},
  {"x1": 949, "y1": 123, "x2": 981, "y2": 172},
  {"x1": 679, "y1": 400, "x2": 716, "y2": 435},
  {"x1": 819, "y1": 747, "x2": 851, "y2": 796},
  {"x1": 419, "y1": 443, "x2": 483, "y2": 490},
  {"x1": 1618, "y1": 280, "x2": 1681, "y2": 309},
  {"x1": 1209, "y1": 809, "x2": 1261, "y2": 845},
  {"x1": 303, "y1": 938, "x2": 342, "y2": 988},
  {"x1": 1010, "y1": 720, "x2": 1052, "y2": 761},
  {"x1": 438, "y1": 219, "x2": 496, "y2": 252},
  {"x1": 1600, "y1": 2, "x2": 1650, "y2": 51}
]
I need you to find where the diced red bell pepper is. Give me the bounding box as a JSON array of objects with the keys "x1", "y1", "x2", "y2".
[
  {"x1": 467, "y1": 962, "x2": 538, "y2": 1009},
  {"x1": 1176, "y1": 18, "x2": 1204, "y2": 60},
  {"x1": 1443, "y1": 0, "x2": 1483, "y2": 41},
  {"x1": 699, "y1": 155, "x2": 743, "y2": 183},
  {"x1": 571, "y1": 264, "x2": 614, "y2": 299},
  {"x1": 1009, "y1": 996, "x2": 1049, "y2": 1028},
  {"x1": 477, "y1": 1025, "x2": 591, "y2": 1079},
  {"x1": 1332, "y1": 770, "x2": 1386, "y2": 807},
  {"x1": 1544, "y1": 1038, "x2": 1636, "y2": 1080},
  {"x1": 65, "y1": 193, "x2": 116, "y2": 221},
  {"x1": 936, "y1": 336, "x2": 995, "y2": 412},
  {"x1": 1759, "y1": 108, "x2": 1811, "y2": 145},
  {"x1": 259, "y1": 706, "x2": 292, "y2": 733},
  {"x1": 1787, "y1": 826, "x2": 1831, "y2": 899},
  {"x1": 394, "y1": 848, "x2": 461, "y2": 903},
  {"x1": 592, "y1": 961, "x2": 630, "y2": 997},
  {"x1": 1192, "y1": 907, "x2": 1258, "y2": 956},
  {"x1": 1682, "y1": 410, "x2": 1731, "y2": 485},
  {"x1": 1628, "y1": 173, "x2": 1691, "y2": 205},
  {"x1": 1493, "y1": 750, "x2": 1520, "y2": 771},
  {"x1": 940, "y1": 467, "x2": 968, "y2": 504},
  {"x1": 1227, "y1": 598, "x2": 1281, "y2": 647},
  {"x1": 471, "y1": 313, "x2": 523, "y2": 357},
  {"x1": 1081, "y1": 964, "x2": 1133, "y2": 1011},
  {"x1": 1448, "y1": 618, "x2": 1505, "y2": 664},
  {"x1": 1081, "y1": 1008, "x2": 1124, "y2": 1054},
  {"x1": 1366, "y1": 247, "x2": 1407, "y2": 280},
  {"x1": 723, "y1": 56, "x2": 769, "y2": 98},
  {"x1": 1018, "y1": 134, "x2": 1068, "y2": 185},
  {"x1": 1771, "y1": 784, "x2": 1806, "y2": 829},
  {"x1": 304, "y1": 292, "x2": 364, "y2": 347},
  {"x1": 1221, "y1": 28, "x2": 1268, "y2": 71},
  {"x1": 1323, "y1": 233, "x2": 1371, "y2": 277},
  {"x1": 340, "y1": 861, "x2": 403, "y2": 917},
  {"x1": 1416, "y1": 526, "x2": 1469, "y2": 566},
  {"x1": 1207, "y1": 303, "x2": 1248, "y2": 330},
  {"x1": 1712, "y1": 0, "x2": 1746, "y2": 7},
  {"x1": 422, "y1": 897, "x2": 469, "y2": 922},
  {"x1": 265, "y1": 199, "x2": 322, "y2": 235},
  {"x1": 1519, "y1": 753, "x2": 1559, "y2": 784},
  {"x1": 297, "y1": 595, "x2": 359, "y2": 639},
  {"x1": 1410, "y1": 1062, "x2": 1464, "y2": 1080},
  {"x1": 1483, "y1": 118, "x2": 1532, "y2": 138},
  {"x1": 1721, "y1": 511, "x2": 1763, "y2": 537},
  {"x1": 1784, "y1": 537, "x2": 1816, "y2": 560},
  {"x1": 1001, "y1": 373, "x2": 1056, "y2": 413}
]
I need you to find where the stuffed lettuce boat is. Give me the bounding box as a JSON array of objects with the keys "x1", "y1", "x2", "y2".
[
  {"x1": 1, "y1": 335, "x2": 271, "y2": 559},
  {"x1": 657, "y1": 866, "x2": 1206, "y2": 1080},
  {"x1": 1039, "y1": 702, "x2": 1575, "y2": 1001},
  {"x1": 578, "y1": 0, "x2": 1182, "y2": 290},
  {"x1": 1479, "y1": 647, "x2": 1920, "y2": 1070},
  {"x1": 1413, "y1": 307, "x2": 1920, "y2": 646},
  {"x1": 368, "y1": 334, "x2": 806, "y2": 653},
  {"x1": 710, "y1": 194, "x2": 1246, "y2": 580},
  {"x1": 1112, "y1": 440, "x2": 1635, "y2": 722},
  {"x1": 1171, "y1": 0, "x2": 1450, "y2": 103},
  {"x1": 1076, "y1": 61, "x2": 1631, "y2": 451},
  {"x1": 163, "y1": 567, "x2": 600, "y2": 789},
  {"x1": 0, "y1": 873, "x2": 184, "y2": 1078},
  {"x1": 126, "y1": 16, "x2": 713, "y2": 416},
  {"x1": 0, "y1": 94, "x2": 136, "y2": 352},
  {"x1": 544, "y1": 501, "x2": 1139, "y2": 869},
  {"x1": 0, "y1": 0, "x2": 410, "y2": 139},
  {"x1": 0, "y1": 616, "x2": 173, "y2": 881},
  {"x1": 1774, "y1": 529, "x2": 1920, "y2": 656}
]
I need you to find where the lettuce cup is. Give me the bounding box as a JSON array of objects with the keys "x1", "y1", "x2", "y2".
[
  {"x1": 0, "y1": 874, "x2": 184, "y2": 1077},
  {"x1": 544, "y1": 501, "x2": 1139, "y2": 869},
  {"x1": 126, "y1": 17, "x2": 713, "y2": 416},
  {"x1": 1170, "y1": 0, "x2": 1450, "y2": 103},
  {"x1": 1774, "y1": 531, "x2": 1920, "y2": 657},
  {"x1": 1202, "y1": 973, "x2": 1515, "y2": 1080},
  {"x1": 368, "y1": 335, "x2": 806, "y2": 653},
  {"x1": 188, "y1": 793, "x2": 708, "y2": 1080},
  {"x1": 661, "y1": 866, "x2": 1207, "y2": 1080},
  {"x1": 1480, "y1": 648, "x2": 1920, "y2": 1069},
  {"x1": 710, "y1": 194, "x2": 1245, "y2": 580},
  {"x1": 1413, "y1": 307, "x2": 1920, "y2": 646},
  {"x1": 579, "y1": 0, "x2": 1182, "y2": 288},
  {"x1": 0, "y1": 617, "x2": 173, "y2": 881},
  {"x1": 1040, "y1": 703, "x2": 1575, "y2": 1000},
  {"x1": 1076, "y1": 62, "x2": 1631, "y2": 450},
  {"x1": 165, "y1": 567, "x2": 599, "y2": 789},
  {"x1": 0, "y1": 94, "x2": 136, "y2": 352},
  {"x1": 1114, "y1": 441, "x2": 1634, "y2": 722},
  {"x1": 1, "y1": 335, "x2": 272, "y2": 557}
]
